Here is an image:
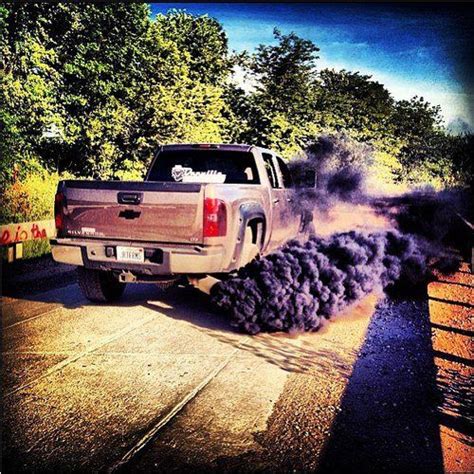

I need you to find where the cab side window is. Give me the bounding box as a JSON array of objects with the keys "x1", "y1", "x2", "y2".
[
  {"x1": 262, "y1": 153, "x2": 280, "y2": 188},
  {"x1": 276, "y1": 156, "x2": 293, "y2": 188}
]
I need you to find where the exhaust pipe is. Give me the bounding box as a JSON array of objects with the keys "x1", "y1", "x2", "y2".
[{"x1": 188, "y1": 275, "x2": 221, "y2": 295}]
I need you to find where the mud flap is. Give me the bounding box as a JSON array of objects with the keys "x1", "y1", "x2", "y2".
[{"x1": 239, "y1": 226, "x2": 260, "y2": 267}]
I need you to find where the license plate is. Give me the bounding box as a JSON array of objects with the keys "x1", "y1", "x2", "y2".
[{"x1": 116, "y1": 246, "x2": 144, "y2": 263}]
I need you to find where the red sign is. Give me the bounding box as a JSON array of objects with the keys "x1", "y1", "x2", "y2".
[{"x1": 0, "y1": 219, "x2": 56, "y2": 246}]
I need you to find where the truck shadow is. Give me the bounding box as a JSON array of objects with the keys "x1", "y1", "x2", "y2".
[
  {"x1": 141, "y1": 284, "x2": 355, "y2": 375},
  {"x1": 4, "y1": 277, "x2": 371, "y2": 376},
  {"x1": 317, "y1": 297, "x2": 444, "y2": 473}
]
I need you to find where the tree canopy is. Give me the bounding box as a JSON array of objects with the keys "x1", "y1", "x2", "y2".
[{"x1": 1, "y1": 3, "x2": 471, "y2": 190}]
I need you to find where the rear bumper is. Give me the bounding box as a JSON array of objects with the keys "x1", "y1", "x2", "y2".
[{"x1": 50, "y1": 238, "x2": 225, "y2": 276}]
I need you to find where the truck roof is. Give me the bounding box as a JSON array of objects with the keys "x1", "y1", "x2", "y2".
[{"x1": 160, "y1": 143, "x2": 255, "y2": 153}]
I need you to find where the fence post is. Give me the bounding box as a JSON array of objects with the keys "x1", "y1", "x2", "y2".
[
  {"x1": 7, "y1": 245, "x2": 15, "y2": 263},
  {"x1": 16, "y1": 242, "x2": 23, "y2": 260}
]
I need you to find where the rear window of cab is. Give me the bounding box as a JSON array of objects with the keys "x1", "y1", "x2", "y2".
[{"x1": 147, "y1": 150, "x2": 260, "y2": 184}]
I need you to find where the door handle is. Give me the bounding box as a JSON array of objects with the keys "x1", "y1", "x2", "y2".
[
  {"x1": 117, "y1": 192, "x2": 143, "y2": 205},
  {"x1": 273, "y1": 198, "x2": 280, "y2": 204}
]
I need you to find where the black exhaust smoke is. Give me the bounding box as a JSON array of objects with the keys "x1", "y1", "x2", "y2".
[
  {"x1": 211, "y1": 230, "x2": 428, "y2": 335},
  {"x1": 288, "y1": 134, "x2": 372, "y2": 214},
  {"x1": 211, "y1": 134, "x2": 468, "y2": 335},
  {"x1": 372, "y1": 188, "x2": 473, "y2": 267}
]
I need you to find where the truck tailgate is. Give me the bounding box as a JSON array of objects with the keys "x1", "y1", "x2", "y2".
[{"x1": 62, "y1": 181, "x2": 204, "y2": 244}]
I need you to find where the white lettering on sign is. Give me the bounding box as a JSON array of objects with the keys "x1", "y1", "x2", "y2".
[{"x1": 171, "y1": 165, "x2": 226, "y2": 184}]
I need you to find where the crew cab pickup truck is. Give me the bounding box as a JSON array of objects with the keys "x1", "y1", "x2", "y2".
[{"x1": 51, "y1": 144, "x2": 313, "y2": 302}]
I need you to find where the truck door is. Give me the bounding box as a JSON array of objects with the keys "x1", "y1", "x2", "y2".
[
  {"x1": 276, "y1": 156, "x2": 301, "y2": 241},
  {"x1": 262, "y1": 152, "x2": 298, "y2": 249}
]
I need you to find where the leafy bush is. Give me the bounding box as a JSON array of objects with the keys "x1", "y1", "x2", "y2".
[
  {"x1": 0, "y1": 165, "x2": 75, "y2": 259},
  {"x1": 0, "y1": 168, "x2": 67, "y2": 224},
  {"x1": 21, "y1": 239, "x2": 52, "y2": 259}
]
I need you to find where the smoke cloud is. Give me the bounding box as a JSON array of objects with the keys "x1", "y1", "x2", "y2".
[
  {"x1": 288, "y1": 134, "x2": 372, "y2": 214},
  {"x1": 372, "y1": 187, "x2": 472, "y2": 271},
  {"x1": 211, "y1": 230, "x2": 428, "y2": 335},
  {"x1": 211, "y1": 134, "x2": 470, "y2": 335}
]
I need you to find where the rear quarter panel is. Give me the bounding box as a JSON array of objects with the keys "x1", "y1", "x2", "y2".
[{"x1": 206, "y1": 183, "x2": 272, "y2": 271}]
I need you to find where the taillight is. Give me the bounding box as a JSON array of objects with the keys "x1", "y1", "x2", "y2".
[
  {"x1": 54, "y1": 191, "x2": 66, "y2": 236},
  {"x1": 203, "y1": 197, "x2": 227, "y2": 237}
]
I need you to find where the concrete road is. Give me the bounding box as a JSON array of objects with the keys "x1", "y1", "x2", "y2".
[{"x1": 1, "y1": 261, "x2": 472, "y2": 472}]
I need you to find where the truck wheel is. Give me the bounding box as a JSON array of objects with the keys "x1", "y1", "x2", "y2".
[{"x1": 77, "y1": 267, "x2": 126, "y2": 302}]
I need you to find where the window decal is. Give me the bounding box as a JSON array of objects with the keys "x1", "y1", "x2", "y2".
[{"x1": 171, "y1": 165, "x2": 226, "y2": 183}]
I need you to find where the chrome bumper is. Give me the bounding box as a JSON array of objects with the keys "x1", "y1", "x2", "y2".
[{"x1": 50, "y1": 239, "x2": 225, "y2": 275}]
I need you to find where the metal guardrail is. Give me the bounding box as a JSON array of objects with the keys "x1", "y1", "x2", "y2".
[{"x1": 0, "y1": 219, "x2": 56, "y2": 262}]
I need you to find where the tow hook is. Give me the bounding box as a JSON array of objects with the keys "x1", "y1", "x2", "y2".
[{"x1": 118, "y1": 271, "x2": 137, "y2": 283}]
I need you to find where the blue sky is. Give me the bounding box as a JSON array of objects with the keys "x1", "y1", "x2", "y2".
[{"x1": 151, "y1": 3, "x2": 473, "y2": 126}]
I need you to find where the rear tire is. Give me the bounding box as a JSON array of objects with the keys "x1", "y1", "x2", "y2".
[{"x1": 77, "y1": 267, "x2": 126, "y2": 302}]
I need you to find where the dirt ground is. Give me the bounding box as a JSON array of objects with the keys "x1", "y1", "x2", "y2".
[{"x1": 1, "y1": 255, "x2": 472, "y2": 472}]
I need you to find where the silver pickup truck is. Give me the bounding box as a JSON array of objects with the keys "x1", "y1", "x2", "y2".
[{"x1": 51, "y1": 144, "x2": 314, "y2": 301}]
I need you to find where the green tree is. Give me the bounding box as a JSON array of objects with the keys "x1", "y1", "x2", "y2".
[
  {"x1": 391, "y1": 96, "x2": 443, "y2": 139},
  {"x1": 154, "y1": 9, "x2": 231, "y2": 86},
  {"x1": 222, "y1": 84, "x2": 274, "y2": 145},
  {"x1": 139, "y1": 10, "x2": 234, "y2": 155},
  {"x1": 2, "y1": 3, "x2": 152, "y2": 178},
  {"x1": 230, "y1": 29, "x2": 321, "y2": 156},
  {"x1": 448, "y1": 133, "x2": 473, "y2": 187},
  {"x1": 1, "y1": 4, "x2": 66, "y2": 181},
  {"x1": 1, "y1": 4, "x2": 232, "y2": 179},
  {"x1": 390, "y1": 96, "x2": 452, "y2": 185},
  {"x1": 250, "y1": 28, "x2": 320, "y2": 122},
  {"x1": 1, "y1": 3, "x2": 469, "y2": 193},
  {"x1": 316, "y1": 69, "x2": 395, "y2": 141}
]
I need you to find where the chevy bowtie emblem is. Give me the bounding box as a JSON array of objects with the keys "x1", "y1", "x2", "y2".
[{"x1": 119, "y1": 210, "x2": 141, "y2": 219}]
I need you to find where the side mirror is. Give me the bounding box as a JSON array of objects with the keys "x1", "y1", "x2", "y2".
[{"x1": 293, "y1": 170, "x2": 317, "y2": 188}]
